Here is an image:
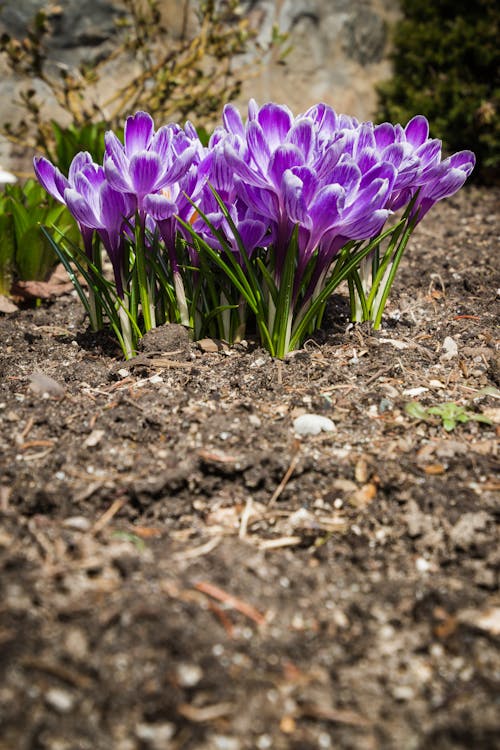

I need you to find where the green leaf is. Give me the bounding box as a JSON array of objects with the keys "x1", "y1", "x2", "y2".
[
  {"x1": 0, "y1": 213, "x2": 16, "y2": 295},
  {"x1": 405, "y1": 401, "x2": 430, "y2": 420},
  {"x1": 15, "y1": 224, "x2": 57, "y2": 281}
]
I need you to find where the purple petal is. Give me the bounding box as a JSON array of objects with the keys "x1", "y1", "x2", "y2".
[
  {"x1": 448, "y1": 150, "x2": 476, "y2": 174},
  {"x1": 315, "y1": 134, "x2": 346, "y2": 178},
  {"x1": 99, "y1": 182, "x2": 130, "y2": 231},
  {"x1": 222, "y1": 103, "x2": 245, "y2": 138},
  {"x1": 359, "y1": 163, "x2": 396, "y2": 193},
  {"x1": 257, "y1": 103, "x2": 294, "y2": 150},
  {"x1": 287, "y1": 118, "x2": 316, "y2": 162},
  {"x1": 124, "y1": 111, "x2": 154, "y2": 156},
  {"x1": 129, "y1": 151, "x2": 162, "y2": 196},
  {"x1": 282, "y1": 170, "x2": 311, "y2": 227},
  {"x1": 237, "y1": 181, "x2": 280, "y2": 221},
  {"x1": 143, "y1": 193, "x2": 177, "y2": 221},
  {"x1": 338, "y1": 113, "x2": 359, "y2": 129},
  {"x1": 33, "y1": 157, "x2": 68, "y2": 202},
  {"x1": 64, "y1": 188, "x2": 100, "y2": 229},
  {"x1": 354, "y1": 123, "x2": 376, "y2": 155},
  {"x1": 268, "y1": 144, "x2": 303, "y2": 190},
  {"x1": 380, "y1": 143, "x2": 405, "y2": 170},
  {"x1": 355, "y1": 148, "x2": 378, "y2": 175},
  {"x1": 247, "y1": 121, "x2": 271, "y2": 175},
  {"x1": 207, "y1": 150, "x2": 237, "y2": 196},
  {"x1": 184, "y1": 120, "x2": 199, "y2": 140},
  {"x1": 415, "y1": 139, "x2": 442, "y2": 171},
  {"x1": 405, "y1": 115, "x2": 429, "y2": 146},
  {"x1": 150, "y1": 126, "x2": 173, "y2": 162},
  {"x1": 307, "y1": 184, "x2": 346, "y2": 246},
  {"x1": 289, "y1": 166, "x2": 318, "y2": 205},
  {"x1": 422, "y1": 167, "x2": 469, "y2": 202},
  {"x1": 223, "y1": 142, "x2": 269, "y2": 189},
  {"x1": 329, "y1": 162, "x2": 362, "y2": 194},
  {"x1": 374, "y1": 123, "x2": 395, "y2": 150},
  {"x1": 68, "y1": 151, "x2": 94, "y2": 183},
  {"x1": 104, "y1": 155, "x2": 132, "y2": 194},
  {"x1": 163, "y1": 145, "x2": 197, "y2": 184},
  {"x1": 72, "y1": 172, "x2": 102, "y2": 216},
  {"x1": 247, "y1": 98, "x2": 259, "y2": 121},
  {"x1": 302, "y1": 103, "x2": 338, "y2": 138},
  {"x1": 342, "y1": 208, "x2": 390, "y2": 239},
  {"x1": 236, "y1": 219, "x2": 268, "y2": 256}
]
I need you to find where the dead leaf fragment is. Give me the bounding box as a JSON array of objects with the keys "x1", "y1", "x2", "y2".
[
  {"x1": 424, "y1": 463, "x2": 446, "y2": 475},
  {"x1": 177, "y1": 702, "x2": 234, "y2": 722},
  {"x1": 197, "y1": 338, "x2": 220, "y2": 353},
  {"x1": 349, "y1": 483, "x2": 377, "y2": 508},
  {"x1": 0, "y1": 295, "x2": 18, "y2": 313},
  {"x1": 458, "y1": 607, "x2": 500, "y2": 636}
]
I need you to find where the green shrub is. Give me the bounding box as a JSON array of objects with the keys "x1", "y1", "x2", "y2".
[{"x1": 377, "y1": 0, "x2": 500, "y2": 182}]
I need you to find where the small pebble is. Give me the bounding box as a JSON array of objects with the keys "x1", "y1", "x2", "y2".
[
  {"x1": 135, "y1": 722, "x2": 175, "y2": 747},
  {"x1": 83, "y1": 429, "x2": 105, "y2": 448},
  {"x1": 29, "y1": 372, "x2": 65, "y2": 398},
  {"x1": 176, "y1": 663, "x2": 203, "y2": 687},
  {"x1": 62, "y1": 516, "x2": 91, "y2": 531},
  {"x1": 293, "y1": 414, "x2": 335, "y2": 436},
  {"x1": 45, "y1": 688, "x2": 75, "y2": 713}
]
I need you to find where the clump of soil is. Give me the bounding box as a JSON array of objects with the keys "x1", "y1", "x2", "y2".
[{"x1": 0, "y1": 186, "x2": 499, "y2": 750}]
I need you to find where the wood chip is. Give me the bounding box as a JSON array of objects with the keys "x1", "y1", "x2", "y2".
[{"x1": 177, "y1": 702, "x2": 234, "y2": 722}]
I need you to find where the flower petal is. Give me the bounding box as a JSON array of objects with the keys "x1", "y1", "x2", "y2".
[
  {"x1": 124, "y1": 111, "x2": 154, "y2": 156},
  {"x1": 129, "y1": 151, "x2": 162, "y2": 196},
  {"x1": 68, "y1": 152, "x2": 94, "y2": 183},
  {"x1": 268, "y1": 144, "x2": 303, "y2": 190},
  {"x1": 405, "y1": 115, "x2": 429, "y2": 146},
  {"x1": 33, "y1": 157, "x2": 68, "y2": 202},
  {"x1": 64, "y1": 187, "x2": 100, "y2": 229},
  {"x1": 143, "y1": 193, "x2": 177, "y2": 221},
  {"x1": 257, "y1": 102, "x2": 294, "y2": 150},
  {"x1": 374, "y1": 122, "x2": 395, "y2": 150},
  {"x1": 222, "y1": 103, "x2": 245, "y2": 138},
  {"x1": 247, "y1": 120, "x2": 271, "y2": 175},
  {"x1": 287, "y1": 118, "x2": 316, "y2": 162}
]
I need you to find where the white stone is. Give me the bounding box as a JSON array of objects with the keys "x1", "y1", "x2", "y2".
[{"x1": 293, "y1": 414, "x2": 335, "y2": 436}]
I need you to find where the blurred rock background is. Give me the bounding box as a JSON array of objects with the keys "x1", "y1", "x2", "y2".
[{"x1": 0, "y1": 0, "x2": 400, "y2": 172}]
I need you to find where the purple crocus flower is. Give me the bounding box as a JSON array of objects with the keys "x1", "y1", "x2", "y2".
[
  {"x1": 33, "y1": 152, "x2": 97, "y2": 257},
  {"x1": 411, "y1": 150, "x2": 476, "y2": 222},
  {"x1": 370, "y1": 115, "x2": 474, "y2": 213},
  {"x1": 104, "y1": 111, "x2": 198, "y2": 215},
  {"x1": 64, "y1": 164, "x2": 134, "y2": 297},
  {"x1": 34, "y1": 151, "x2": 135, "y2": 297},
  {"x1": 283, "y1": 159, "x2": 396, "y2": 297},
  {"x1": 185, "y1": 147, "x2": 270, "y2": 265},
  {"x1": 217, "y1": 100, "x2": 350, "y2": 275}
]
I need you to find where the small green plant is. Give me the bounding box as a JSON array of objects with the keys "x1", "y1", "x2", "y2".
[
  {"x1": 45, "y1": 120, "x2": 114, "y2": 175},
  {"x1": 405, "y1": 401, "x2": 492, "y2": 432},
  {"x1": 0, "y1": 179, "x2": 79, "y2": 296}
]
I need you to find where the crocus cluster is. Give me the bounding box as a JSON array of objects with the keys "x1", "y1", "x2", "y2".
[{"x1": 34, "y1": 101, "x2": 475, "y2": 358}]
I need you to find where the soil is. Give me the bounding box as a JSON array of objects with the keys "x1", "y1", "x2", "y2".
[{"x1": 0, "y1": 185, "x2": 499, "y2": 750}]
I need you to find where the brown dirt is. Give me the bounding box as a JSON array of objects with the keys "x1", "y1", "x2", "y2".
[{"x1": 0, "y1": 186, "x2": 499, "y2": 750}]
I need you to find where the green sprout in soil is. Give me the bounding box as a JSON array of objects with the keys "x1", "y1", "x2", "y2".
[{"x1": 405, "y1": 401, "x2": 492, "y2": 432}]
